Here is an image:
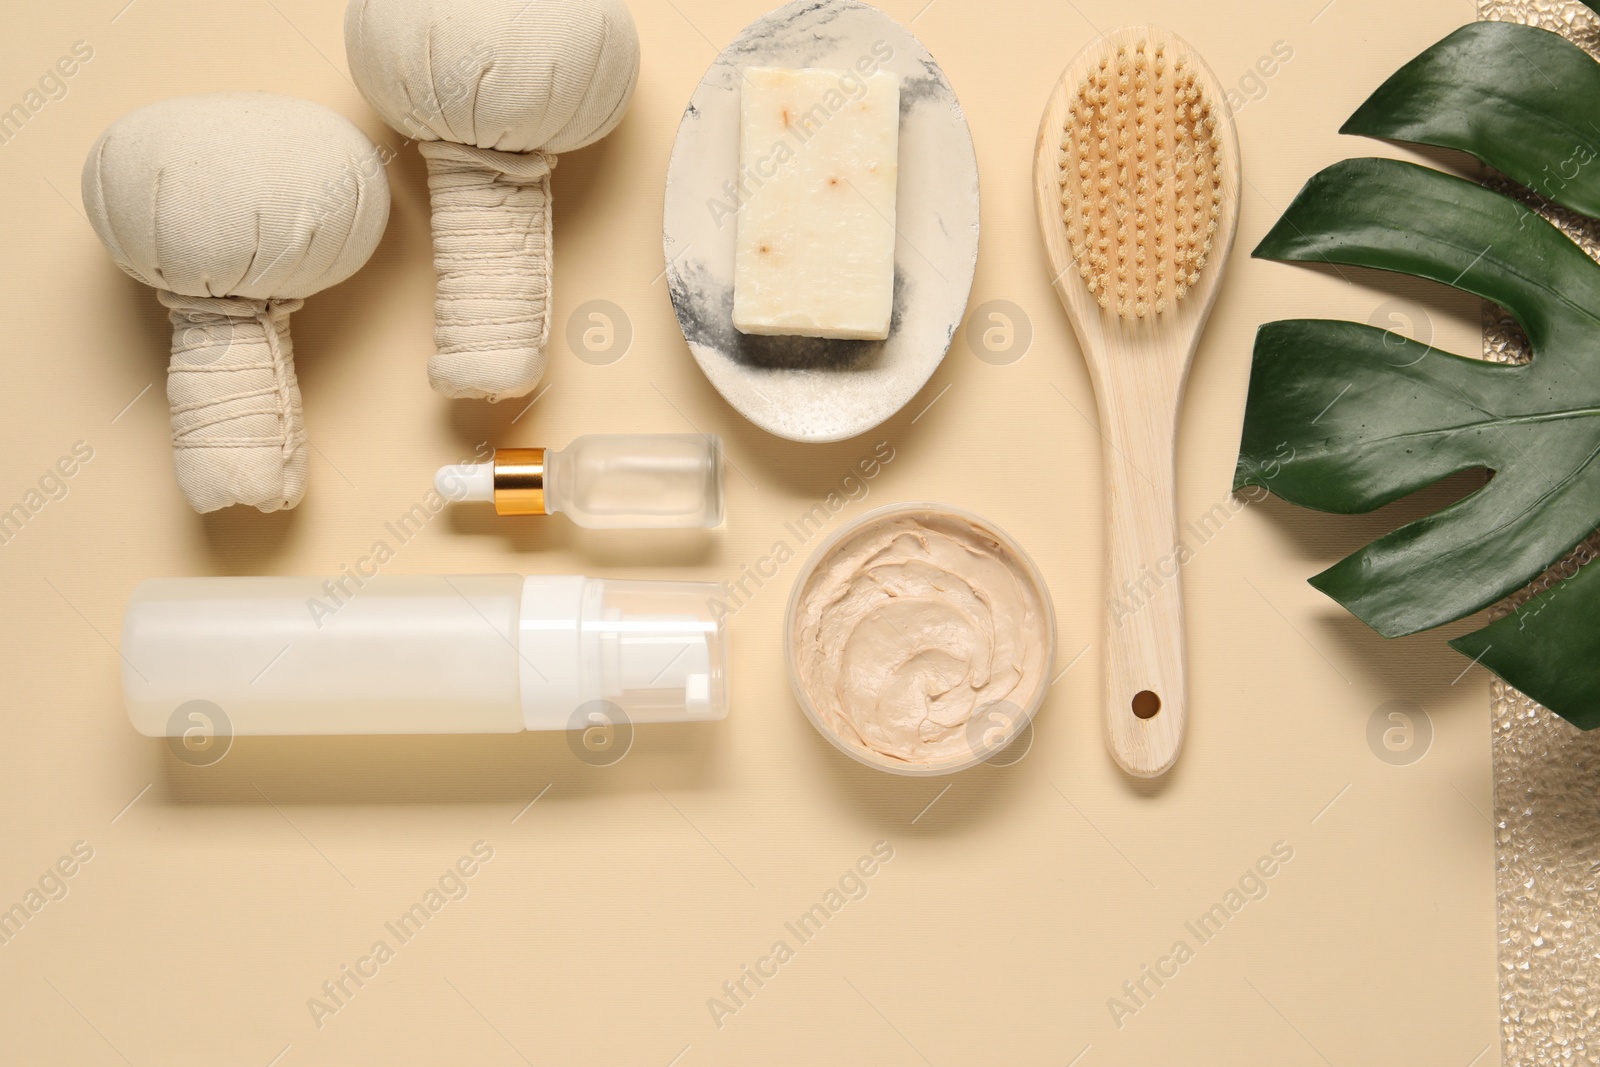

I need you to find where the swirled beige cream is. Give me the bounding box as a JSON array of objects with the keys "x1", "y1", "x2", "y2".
[{"x1": 790, "y1": 509, "x2": 1051, "y2": 769}]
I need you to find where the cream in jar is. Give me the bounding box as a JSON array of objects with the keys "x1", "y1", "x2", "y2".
[{"x1": 787, "y1": 505, "x2": 1054, "y2": 773}]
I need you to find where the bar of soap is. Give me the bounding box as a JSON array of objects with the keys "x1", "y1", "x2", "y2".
[{"x1": 732, "y1": 66, "x2": 900, "y2": 341}]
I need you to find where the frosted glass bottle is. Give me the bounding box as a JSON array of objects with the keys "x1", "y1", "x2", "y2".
[
  {"x1": 548, "y1": 433, "x2": 723, "y2": 528},
  {"x1": 436, "y1": 434, "x2": 724, "y2": 529}
]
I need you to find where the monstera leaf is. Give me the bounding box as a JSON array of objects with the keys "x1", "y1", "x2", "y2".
[
  {"x1": 1451, "y1": 558, "x2": 1600, "y2": 730},
  {"x1": 1236, "y1": 21, "x2": 1600, "y2": 727},
  {"x1": 1341, "y1": 21, "x2": 1600, "y2": 216}
]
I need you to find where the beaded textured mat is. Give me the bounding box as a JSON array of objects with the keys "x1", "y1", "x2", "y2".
[{"x1": 1475, "y1": 3, "x2": 1600, "y2": 1062}]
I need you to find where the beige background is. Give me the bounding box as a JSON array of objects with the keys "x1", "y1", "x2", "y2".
[{"x1": 0, "y1": 0, "x2": 1495, "y2": 1064}]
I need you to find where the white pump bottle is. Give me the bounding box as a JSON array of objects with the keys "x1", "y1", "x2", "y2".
[{"x1": 121, "y1": 574, "x2": 727, "y2": 737}]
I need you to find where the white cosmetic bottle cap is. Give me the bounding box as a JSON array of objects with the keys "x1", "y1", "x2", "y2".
[
  {"x1": 515, "y1": 575, "x2": 721, "y2": 729},
  {"x1": 436, "y1": 461, "x2": 495, "y2": 502}
]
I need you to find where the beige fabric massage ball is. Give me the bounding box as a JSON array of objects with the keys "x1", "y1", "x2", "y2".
[
  {"x1": 82, "y1": 92, "x2": 390, "y2": 514},
  {"x1": 345, "y1": 0, "x2": 640, "y2": 401}
]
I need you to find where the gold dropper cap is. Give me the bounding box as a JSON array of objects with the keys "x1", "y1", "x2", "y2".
[{"x1": 492, "y1": 448, "x2": 547, "y2": 516}]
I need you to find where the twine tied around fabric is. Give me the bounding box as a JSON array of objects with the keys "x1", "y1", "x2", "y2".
[
  {"x1": 418, "y1": 141, "x2": 557, "y2": 402},
  {"x1": 158, "y1": 291, "x2": 308, "y2": 513}
]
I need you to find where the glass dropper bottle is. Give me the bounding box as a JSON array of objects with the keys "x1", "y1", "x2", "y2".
[{"x1": 436, "y1": 433, "x2": 724, "y2": 529}]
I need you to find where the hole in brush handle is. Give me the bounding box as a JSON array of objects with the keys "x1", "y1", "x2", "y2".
[{"x1": 1132, "y1": 690, "x2": 1162, "y2": 719}]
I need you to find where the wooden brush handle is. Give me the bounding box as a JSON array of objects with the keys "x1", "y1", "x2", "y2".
[{"x1": 1099, "y1": 387, "x2": 1187, "y2": 778}]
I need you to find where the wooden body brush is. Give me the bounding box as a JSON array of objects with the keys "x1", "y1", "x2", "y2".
[{"x1": 1034, "y1": 28, "x2": 1241, "y2": 777}]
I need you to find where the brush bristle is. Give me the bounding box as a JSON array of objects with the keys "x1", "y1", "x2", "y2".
[{"x1": 1059, "y1": 40, "x2": 1223, "y2": 321}]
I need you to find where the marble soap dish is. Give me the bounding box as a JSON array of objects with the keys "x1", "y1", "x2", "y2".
[{"x1": 662, "y1": 0, "x2": 981, "y2": 443}]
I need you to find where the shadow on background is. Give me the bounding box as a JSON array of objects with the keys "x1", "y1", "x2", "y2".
[
  {"x1": 1246, "y1": 471, "x2": 1494, "y2": 724},
  {"x1": 1249, "y1": 469, "x2": 1486, "y2": 566},
  {"x1": 151, "y1": 718, "x2": 726, "y2": 807}
]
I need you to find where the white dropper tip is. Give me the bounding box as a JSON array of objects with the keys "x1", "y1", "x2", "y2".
[{"x1": 435, "y1": 462, "x2": 495, "y2": 503}]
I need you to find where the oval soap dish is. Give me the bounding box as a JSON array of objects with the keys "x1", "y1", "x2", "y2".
[{"x1": 662, "y1": 0, "x2": 980, "y2": 443}]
